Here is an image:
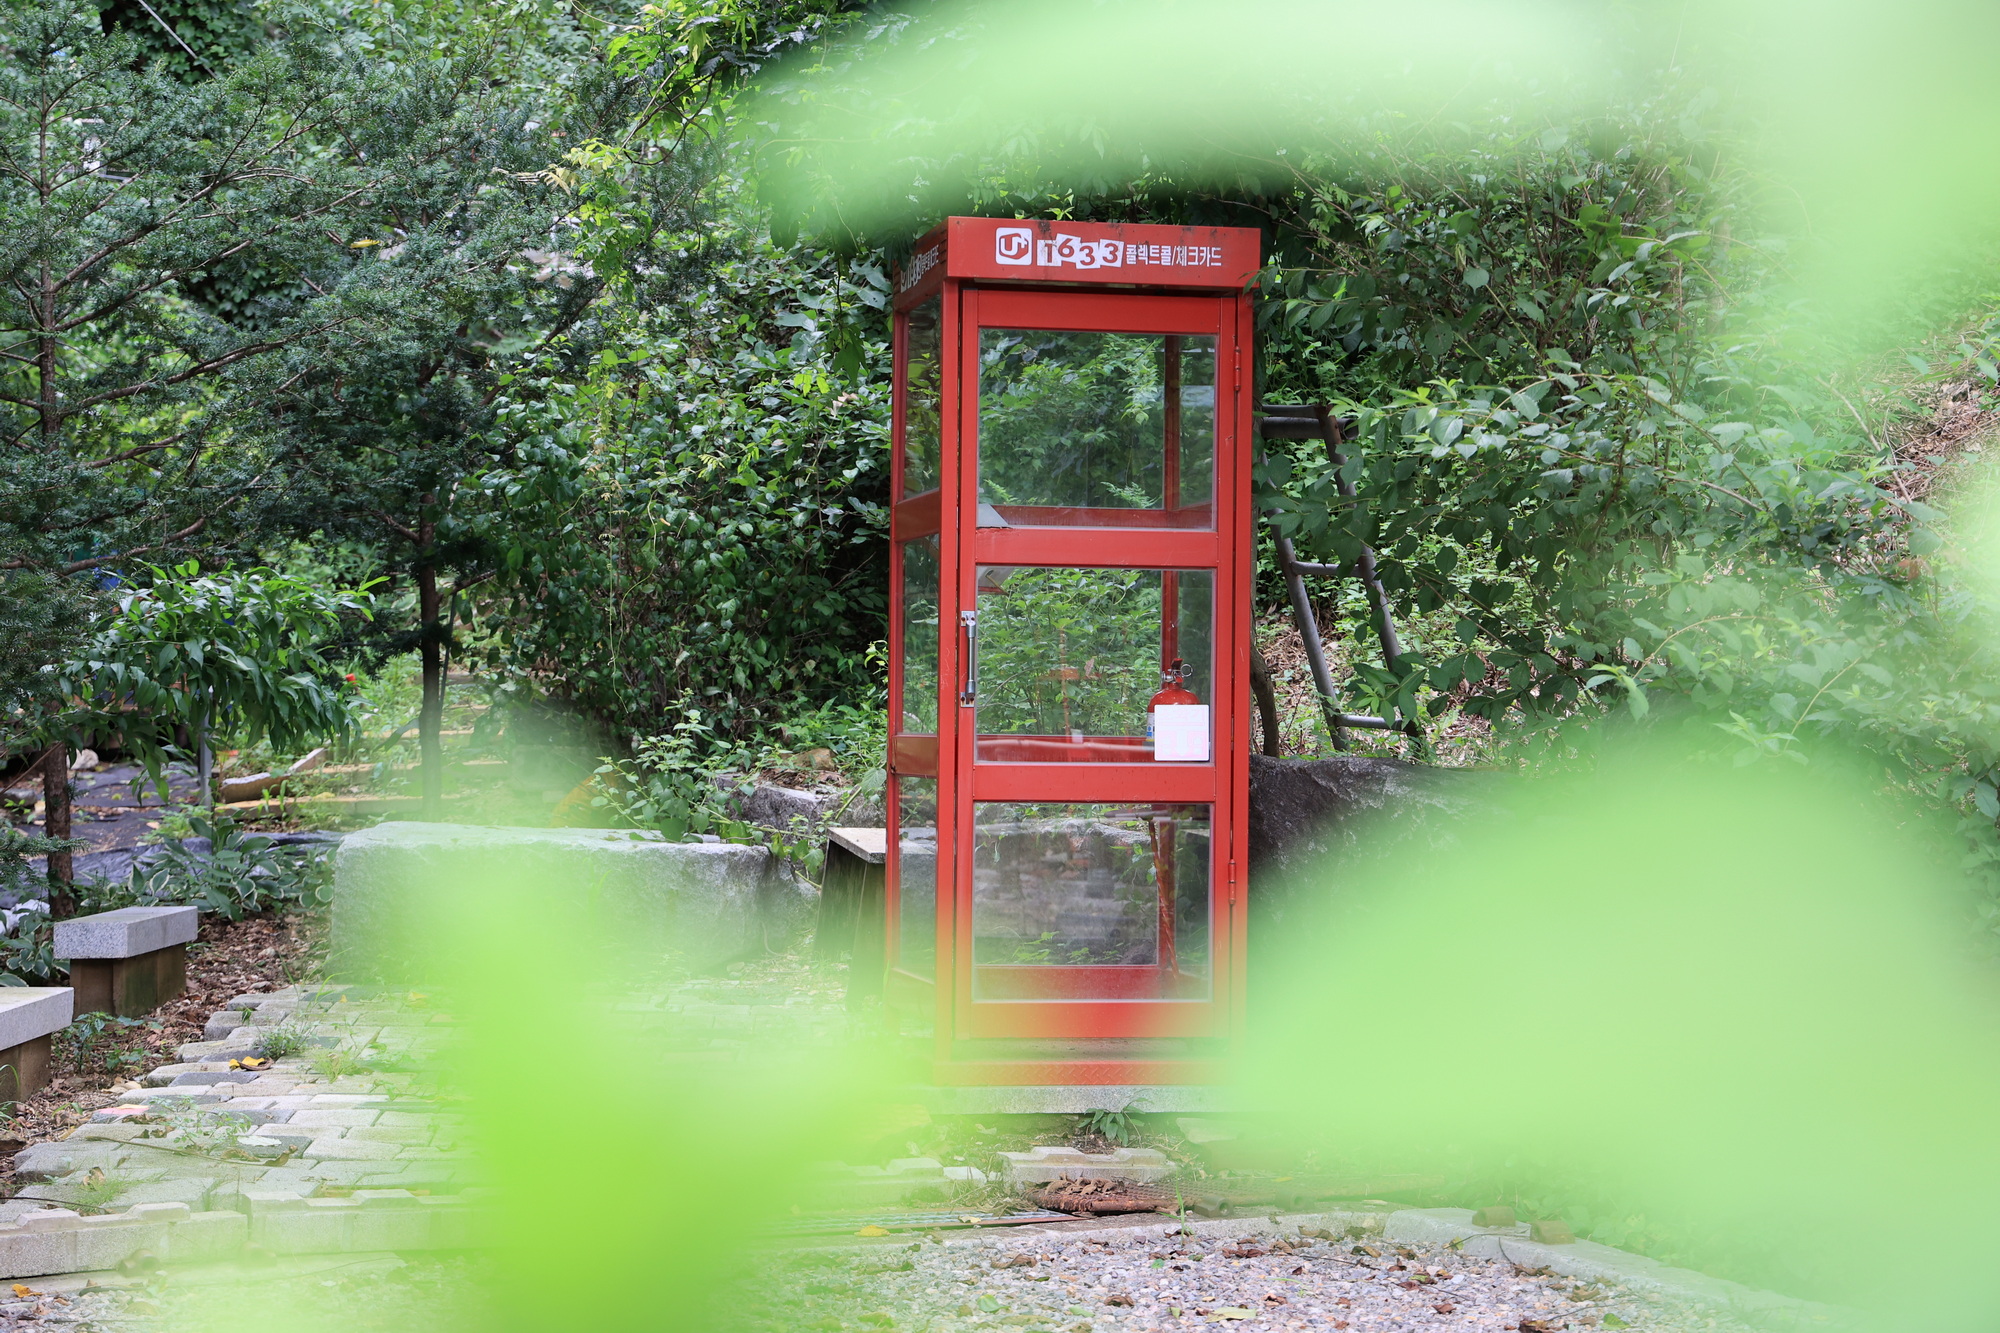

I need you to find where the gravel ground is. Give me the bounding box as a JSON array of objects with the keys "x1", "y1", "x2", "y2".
[
  {"x1": 0, "y1": 1230, "x2": 1765, "y2": 1332},
  {"x1": 729, "y1": 1227, "x2": 1762, "y2": 1333}
]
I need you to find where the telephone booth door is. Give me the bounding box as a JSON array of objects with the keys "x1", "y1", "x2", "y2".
[{"x1": 888, "y1": 218, "x2": 1259, "y2": 1087}]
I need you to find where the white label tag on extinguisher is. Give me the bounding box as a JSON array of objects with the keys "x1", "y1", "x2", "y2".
[{"x1": 1153, "y1": 705, "x2": 1210, "y2": 762}]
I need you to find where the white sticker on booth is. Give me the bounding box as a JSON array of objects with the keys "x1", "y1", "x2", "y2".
[{"x1": 1153, "y1": 705, "x2": 1210, "y2": 762}]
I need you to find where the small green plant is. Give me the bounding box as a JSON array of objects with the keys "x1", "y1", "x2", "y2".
[
  {"x1": 307, "y1": 1043, "x2": 374, "y2": 1079},
  {"x1": 60, "y1": 562, "x2": 375, "y2": 807},
  {"x1": 0, "y1": 908, "x2": 64, "y2": 986},
  {"x1": 56, "y1": 1012, "x2": 149, "y2": 1075},
  {"x1": 593, "y1": 711, "x2": 749, "y2": 842},
  {"x1": 254, "y1": 1021, "x2": 318, "y2": 1060},
  {"x1": 65, "y1": 1167, "x2": 132, "y2": 1213},
  {"x1": 137, "y1": 1098, "x2": 255, "y2": 1155},
  {"x1": 1077, "y1": 1106, "x2": 1136, "y2": 1147}
]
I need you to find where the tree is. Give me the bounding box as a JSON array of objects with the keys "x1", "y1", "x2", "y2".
[
  {"x1": 0, "y1": 0, "x2": 570, "y2": 852},
  {"x1": 63, "y1": 562, "x2": 373, "y2": 806},
  {"x1": 246, "y1": 0, "x2": 858, "y2": 799}
]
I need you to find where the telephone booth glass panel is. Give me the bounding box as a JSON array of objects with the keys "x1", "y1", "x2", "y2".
[
  {"x1": 899, "y1": 536, "x2": 940, "y2": 735},
  {"x1": 977, "y1": 331, "x2": 1215, "y2": 528},
  {"x1": 904, "y1": 298, "x2": 943, "y2": 495},
  {"x1": 971, "y1": 801, "x2": 1211, "y2": 1001},
  {"x1": 896, "y1": 778, "x2": 939, "y2": 981},
  {"x1": 972, "y1": 566, "x2": 1212, "y2": 764}
]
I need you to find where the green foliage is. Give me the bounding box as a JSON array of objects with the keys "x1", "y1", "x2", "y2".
[
  {"x1": 976, "y1": 567, "x2": 1167, "y2": 738},
  {"x1": 56, "y1": 1012, "x2": 151, "y2": 1076},
  {"x1": 477, "y1": 222, "x2": 892, "y2": 742},
  {"x1": 305, "y1": 1042, "x2": 375, "y2": 1079},
  {"x1": 0, "y1": 907, "x2": 62, "y2": 986},
  {"x1": 0, "y1": 825, "x2": 83, "y2": 903},
  {"x1": 978, "y1": 330, "x2": 1209, "y2": 511},
  {"x1": 116, "y1": 812, "x2": 336, "y2": 921},
  {"x1": 253, "y1": 1020, "x2": 318, "y2": 1060},
  {"x1": 61, "y1": 563, "x2": 374, "y2": 786},
  {"x1": 138, "y1": 1097, "x2": 256, "y2": 1154},
  {"x1": 590, "y1": 714, "x2": 751, "y2": 843},
  {"x1": 99, "y1": 0, "x2": 263, "y2": 78},
  {"x1": 0, "y1": 0, "x2": 582, "y2": 725},
  {"x1": 62, "y1": 1169, "x2": 135, "y2": 1213},
  {"x1": 1077, "y1": 1106, "x2": 1135, "y2": 1147}
]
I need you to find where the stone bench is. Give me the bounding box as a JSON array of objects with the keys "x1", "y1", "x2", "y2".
[
  {"x1": 815, "y1": 827, "x2": 886, "y2": 1009},
  {"x1": 53, "y1": 906, "x2": 199, "y2": 1017},
  {"x1": 0, "y1": 989, "x2": 74, "y2": 1102}
]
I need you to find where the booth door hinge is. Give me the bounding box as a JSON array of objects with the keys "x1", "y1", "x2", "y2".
[{"x1": 1227, "y1": 858, "x2": 1238, "y2": 904}]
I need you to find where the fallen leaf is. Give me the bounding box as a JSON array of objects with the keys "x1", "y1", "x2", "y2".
[
  {"x1": 1603, "y1": 1318, "x2": 1631, "y2": 1330},
  {"x1": 1210, "y1": 1308, "x2": 1255, "y2": 1321},
  {"x1": 855, "y1": 1225, "x2": 890, "y2": 1237},
  {"x1": 1106, "y1": 1294, "x2": 1134, "y2": 1307},
  {"x1": 1262, "y1": 1293, "x2": 1288, "y2": 1304},
  {"x1": 976, "y1": 1295, "x2": 1001, "y2": 1313},
  {"x1": 350, "y1": 238, "x2": 381, "y2": 248},
  {"x1": 11, "y1": 1285, "x2": 33, "y2": 1297},
  {"x1": 1434, "y1": 1303, "x2": 1457, "y2": 1315}
]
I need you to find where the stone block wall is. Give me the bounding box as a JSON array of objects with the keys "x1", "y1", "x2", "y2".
[{"x1": 331, "y1": 823, "x2": 814, "y2": 981}]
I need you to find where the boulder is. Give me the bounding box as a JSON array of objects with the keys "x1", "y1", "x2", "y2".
[
  {"x1": 330, "y1": 822, "x2": 814, "y2": 981},
  {"x1": 1247, "y1": 754, "x2": 1488, "y2": 922},
  {"x1": 718, "y1": 780, "x2": 885, "y2": 830}
]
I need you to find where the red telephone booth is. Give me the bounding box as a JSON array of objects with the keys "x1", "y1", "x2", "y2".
[{"x1": 887, "y1": 217, "x2": 1260, "y2": 1088}]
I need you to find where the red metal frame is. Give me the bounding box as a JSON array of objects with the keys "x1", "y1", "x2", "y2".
[{"x1": 886, "y1": 218, "x2": 1258, "y2": 1086}]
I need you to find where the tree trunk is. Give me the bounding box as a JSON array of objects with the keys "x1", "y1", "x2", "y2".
[
  {"x1": 41, "y1": 742, "x2": 75, "y2": 917},
  {"x1": 418, "y1": 562, "x2": 444, "y2": 818},
  {"x1": 196, "y1": 699, "x2": 214, "y2": 810},
  {"x1": 1249, "y1": 650, "x2": 1283, "y2": 758}
]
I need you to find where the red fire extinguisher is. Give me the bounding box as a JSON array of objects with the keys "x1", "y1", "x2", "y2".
[{"x1": 1146, "y1": 659, "x2": 1200, "y2": 741}]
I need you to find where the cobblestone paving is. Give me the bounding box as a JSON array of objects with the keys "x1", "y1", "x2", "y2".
[{"x1": 9, "y1": 985, "x2": 471, "y2": 1222}]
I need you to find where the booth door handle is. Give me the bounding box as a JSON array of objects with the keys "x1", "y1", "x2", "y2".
[{"x1": 959, "y1": 610, "x2": 978, "y2": 705}]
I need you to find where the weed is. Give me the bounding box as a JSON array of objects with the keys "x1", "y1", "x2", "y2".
[
  {"x1": 65, "y1": 1166, "x2": 132, "y2": 1213},
  {"x1": 136, "y1": 1099, "x2": 255, "y2": 1155},
  {"x1": 1077, "y1": 1106, "x2": 1136, "y2": 1147},
  {"x1": 306, "y1": 1044, "x2": 373, "y2": 1079},
  {"x1": 253, "y1": 1021, "x2": 318, "y2": 1060},
  {"x1": 56, "y1": 1012, "x2": 151, "y2": 1075}
]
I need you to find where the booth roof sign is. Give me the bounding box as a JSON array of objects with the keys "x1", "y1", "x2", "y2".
[{"x1": 897, "y1": 216, "x2": 1262, "y2": 293}]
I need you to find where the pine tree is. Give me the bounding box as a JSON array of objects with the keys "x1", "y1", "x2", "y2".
[{"x1": 0, "y1": 0, "x2": 566, "y2": 894}]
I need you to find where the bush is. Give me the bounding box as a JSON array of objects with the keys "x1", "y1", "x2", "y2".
[
  {"x1": 476, "y1": 219, "x2": 892, "y2": 746},
  {"x1": 112, "y1": 813, "x2": 335, "y2": 922}
]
